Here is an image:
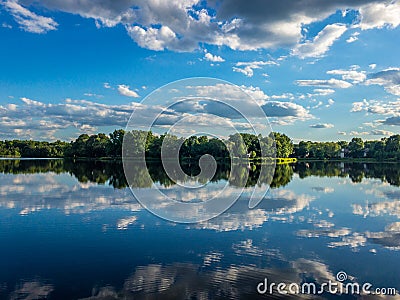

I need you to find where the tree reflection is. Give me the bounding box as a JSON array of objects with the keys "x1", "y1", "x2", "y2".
[{"x1": 1, "y1": 159, "x2": 400, "y2": 188}]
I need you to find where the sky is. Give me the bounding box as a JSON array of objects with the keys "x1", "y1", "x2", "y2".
[{"x1": 0, "y1": 0, "x2": 399, "y2": 142}]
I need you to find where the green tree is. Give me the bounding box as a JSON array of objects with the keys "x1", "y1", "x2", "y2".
[
  {"x1": 348, "y1": 137, "x2": 365, "y2": 158},
  {"x1": 273, "y1": 132, "x2": 293, "y2": 158}
]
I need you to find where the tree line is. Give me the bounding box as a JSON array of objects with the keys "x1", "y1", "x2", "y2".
[
  {"x1": 294, "y1": 135, "x2": 400, "y2": 160},
  {"x1": 1, "y1": 129, "x2": 399, "y2": 160},
  {"x1": 0, "y1": 129, "x2": 293, "y2": 159}
]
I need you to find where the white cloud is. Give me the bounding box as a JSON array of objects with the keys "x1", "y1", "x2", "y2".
[
  {"x1": 0, "y1": 83, "x2": 311, "y2": 140},
  {"x1": 20, "y1": 97, "x2": 46, "y2": 106},
  {"x1": 346, "y1": 36, "x2": 357, "y2": 43},
  {"x1": 7, "y1": 104, "x2": 18, "y2": 111},
  {"x1": 204, "y1": 52, "x2": 225, "y2": 62},
  {"x1": 346, "y1": 32, "x2": 359, "y2": 43},
  {"x1": 233, "y1": 61, "x2": 278, "y2": 77},
  {"x1": 126, "y1": 25, "x2": 178, "y2": 51},
  {"x1": 324, "y1": 98, "x2": 335, "y2": 108},
  {"x1": 3, "y1": 0, "x2": 57, "y2": 33},
  {"x1": 295, "y1": 78, "x2": 352, "y2": 88},
  {"x1": 181, "y1": 83, "x2": 311, "y2": 124},
  {"x1": 233, "y1": 66, "x2": 253, "y2": 77},
  {"x1": 365, "y1": 68, "x2": 400, "y2": 96},
  {"x1": 292, "y1": 24, "x2": 347, "y2": 59},
  {"x1": 103, "y1": 82, "x2": 111, "y2": 89},
  {"x1": 349, "y1": 130, "x2": 369, "y2": 136},
  {"x1": 262, "y1": 101, "x2": 312, "y2": 121},
  {"x1": 370, "y1": 129, "x2": 394, "y2": 136},
  {"x1": 187, "y1": 83, "x2": 269, "y2": 104},
  {"x1": 271, "y1": 93, "x2": 295, "y2": 100},
  {"x1": 358, "y1": 2, "x2": 400, "y2": 30},
  {"x1": 369, "y1": 64, "x2": 377, "y2": 70},
  {"x1": 351, "y1": 99, "x2": 400, "y2": 116},
  {"x1": 4, "y1": 0, "x2": 399, "y2": 53},
  {"x1": 327, "y1": 67, "x2": 366, "y2": 83},
  {"x1": 313, "y1": 89, "x2": 335, "y2": 96},
  {"x1": 0, "y1": 97, "x2": 145, "y2": 140},
  {"x1": 309, "y1": 123, "x2": 334, "y2": 129},
  {"x1": 117, "y1": 84, "x2": 140, "y2": 98}
]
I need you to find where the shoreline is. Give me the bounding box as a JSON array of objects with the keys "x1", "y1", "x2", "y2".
[{"x1": 0, "y1": 156, "x2": 399, "y2": 163}]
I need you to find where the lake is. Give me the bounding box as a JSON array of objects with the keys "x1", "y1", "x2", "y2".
[{"x1": 0, "y1": 159, "x2": 399, "y2": 299}]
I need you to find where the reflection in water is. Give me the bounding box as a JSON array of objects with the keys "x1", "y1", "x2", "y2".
[
  {"x1": 0, "y1": 172, "x2": 140, "y2": 216},
  {"x1": 79, "y1": 258, "x2": 364, "y2": 300},
  {"x1": 9, "y1": 281, "x2": 54, "y2": 300},
  {"x1": 353, "y1": 199, "x2": 400, "y2": 219},
  {"x1": 1, "y1": 159, "x2": 400, "y2": 188},
  {"x1": 327, "y1": 223, "x2": 400, "y2": 251},
  {"x1": 1, "y1": 159, "x2": 400, "y2": 299}
]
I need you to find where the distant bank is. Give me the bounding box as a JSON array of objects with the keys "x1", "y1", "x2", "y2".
[{"x1": 1, "y1": 129, "x2": 399, "y2": 161}]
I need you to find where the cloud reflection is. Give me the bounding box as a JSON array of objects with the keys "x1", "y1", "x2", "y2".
[
  {"x1": 80, "y1": 258, "x2": 354, "y2": 299},
  {"x1": 9, "y1": 280, "x2": 54, "y2": 300}
]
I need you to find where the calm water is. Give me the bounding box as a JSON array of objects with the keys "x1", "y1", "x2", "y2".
[{"x1": 0, "y1": 159, "x2": 399, "y2": 299}]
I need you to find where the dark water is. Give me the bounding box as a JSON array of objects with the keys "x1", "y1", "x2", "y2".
[{"x1": 0, "y1": 159, "x2": 399, "y2": 299}]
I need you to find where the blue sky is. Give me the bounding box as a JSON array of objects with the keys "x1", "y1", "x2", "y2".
[{"x1": 0, "y1": 0, "x2": 399, "y2": 142}]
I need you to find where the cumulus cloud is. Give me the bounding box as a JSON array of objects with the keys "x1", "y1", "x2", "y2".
[
  {"x1": 309, "y1": 123, "x2": 334, "y2": 129},
  {"x1": 0, "y1": 97, "x2": 150, "y2": 139},
  {"x1": 327, "y1": 67, "x2": 367, "y2": 83},
  {"x1": 292, "y1": 24, "x2": 347, "y2": 59},
  {"x1": 126, "y1": 25, "x2": 178, "y2": 51},
  {"x1": 313, "y1": 89, "x2": 335, "y2": 96},
  {"x1": 351, "y1": 99, "x2": 400, "y2": 117},
  {"x1": 0, "y1": 82, "x2": 313, "y2": 139},
  {"x1": 349, "y1": 130, "x2": 369, "y2": 136},
  {"x1": 358, "y1": 2, "x2": 400, "y2": 30},
  {"x1": 4, "y1": 0, "x2": 400, "y2": 53},
  {"x1": 365, "y1": 68, "x2": 400, "y2": 96},
  {"x1": 117, "y1": 84, "x2": 140, "y2": 98},
  {"x1": 370, "y1": 129, "x2": 394, "y2": 136},
  {"x1": 381, "y1": 117, "x2": 400, "y2": 126},
  {"x1": 233, "y1": 61, "x2": 277, "y2": 77},
  {"x1": 177, "y1": 83, "x2": 311, "y2": 124},
  {"x1": 2, "y1": 0, "x2": 58, "y2": 33},
  {"x1": 204, "y1": 52, "x2": 225, "y2": 62},
  {"x1": 326, "y1": 98, "x2": 335, "y2": 107},
  {"x1": 262, "y1": 101, "x2": 311, "y2": 120},
  {"x1": 296, "y1": 78, "x2": 352, "y2": 88},
  {"x1": 20, "y1": 97, "x2": 46, "y2": 107},
  {"x1": 271, "y1": 93, "x2": 294, "y2": 100},
  {"x1": 346, "y1": 31, "x2": 360, "y2": 43}
]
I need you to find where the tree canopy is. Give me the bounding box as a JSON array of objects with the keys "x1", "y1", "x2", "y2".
[{"x1": 1, "y1": 130, "x2": 399, "y2": 161}]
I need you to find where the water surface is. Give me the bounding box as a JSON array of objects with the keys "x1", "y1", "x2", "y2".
[{"x1": 0, "y1": 160, "x2": 399, "y2": 299}]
